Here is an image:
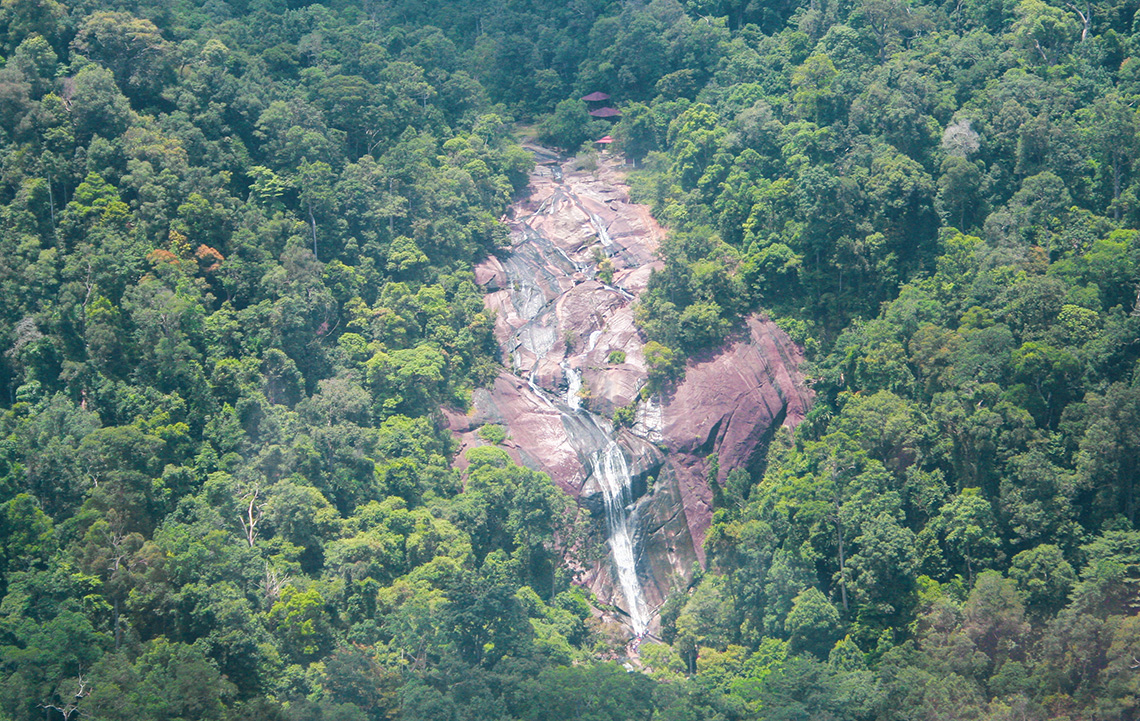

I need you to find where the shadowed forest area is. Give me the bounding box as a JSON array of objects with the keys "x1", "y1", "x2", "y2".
[{"x1": 1, "y1": 0, "x2": 1140, "y2": 719}]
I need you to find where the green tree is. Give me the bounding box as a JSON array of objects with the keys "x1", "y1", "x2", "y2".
[
  {"x1": 86, "y1": 639, "x2": 234, "y2": 721},
  {"x1": 0, "y1": 493, "x2": 56, "y2": 579},
  {"x1": 935, "y1": 488, "x2": 1001, "y2": 583},
  {"x1": 515, "y1": 663, "x2": 654, "y2": 721},
  {"x1": 267, "y1": 585, "x2": 335, "y2": 664},
  {"x1": 614, "y1": 102, "x2": 662, "y2": 162},
  {"x1": 71, "y1": 12, "x2": 173, "y2": 101},
  {"x1": 786, "y1": 587, "x2": 843, "y2": 658},
  {"x1": 1010, "y1": 544, "x2": 1076, "y2": 618},
  {"x1": 1083, "y1": 95, "x2": 1139, "y2": 220},
  {"x1": 297, "y1": 159, "x2": 337, "y2": 260},
  {"x1": 1077, "y1": 383, "x2": 1140, "y2": 525},
  {"x1": 539, "y1": 99, "x2": 597, "y2": 151},
  {"x1": 1011, "y1": 0, "x2": 1079, "y2": 65}
]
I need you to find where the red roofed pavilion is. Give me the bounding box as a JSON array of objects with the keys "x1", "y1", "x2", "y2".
[
  {"x1": 589, "y1": 107, "x2": 621, "y2": 118},
  {"x1": 582, "y1": 91, "x2": 610, "y2": 102}
]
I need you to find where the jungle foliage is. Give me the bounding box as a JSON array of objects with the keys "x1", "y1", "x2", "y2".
[
  {"x1": 608, "y1": 0, "x2": 1140, "y2": 717},
  {"x1": 3, "y1": 0, "x2": 1140, "y2": 718}
]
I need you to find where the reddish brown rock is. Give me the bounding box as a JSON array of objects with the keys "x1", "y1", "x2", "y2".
[{"x1": 653, "y1": 316, "x2": 813, "y2": 563}]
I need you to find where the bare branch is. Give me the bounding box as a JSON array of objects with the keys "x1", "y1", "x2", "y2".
[
  {"x1": 264, "y1": 561, "x2": 289, "y2": 601},
  {"x1": 41, "y1": 672, "x2": 91, "y2": 720},
  {"x1": 1066, "y1": 2, "x2": 1090, "y2": 42},
  {"x1": 240, "y1": 487, "x2": 263, "y2": 547}
]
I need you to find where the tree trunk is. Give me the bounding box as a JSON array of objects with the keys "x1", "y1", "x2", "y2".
[
  {"x1": 1113, "y1": 155, "x2": 1122, "y2": 221},
  {"x1": 1126, "y1": 466, "x2": 1135, "y2": 525},
  {"x1": 47, "y1": 179, "x2": 57, "y2": 244},
  {"x1": 309, "y1": 204, "x2": 318, "y2": 260},
  {"x1": 1067, "y1": 2, "x2": 1090, "y2": 42},
  {"x1": 835, "y1": 499, "x2": 849, "y2": 612}
]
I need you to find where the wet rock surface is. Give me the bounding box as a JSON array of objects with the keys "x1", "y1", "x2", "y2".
[{"x1": 446, "y1": 148, "x2": 813, "y2": 625}]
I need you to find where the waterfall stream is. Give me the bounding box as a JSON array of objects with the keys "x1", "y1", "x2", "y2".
[
  {"x1": 494, "y1": 157, "x2": 653, "y2": 635},
  {"x1": 544, "y1": 357, "x2": 648, "y2": 633},
  {"x1": 562, "y1": 360, "x2": 648, "y2": 634},
  {"x1": 591, "y1": 440, "x2": 650, "y2": 635}
]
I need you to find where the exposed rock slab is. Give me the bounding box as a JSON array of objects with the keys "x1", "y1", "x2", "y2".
[
  {"x1": 445, "y1": 150, "x2": 812, "y2": 623},
  {"x1": 652, "y1": 316, "x2": 813, "y2": 563}
]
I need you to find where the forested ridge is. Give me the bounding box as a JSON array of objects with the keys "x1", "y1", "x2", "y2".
[{"x1": 1, "y1": 0, "x2": 1140, "y2": 718}]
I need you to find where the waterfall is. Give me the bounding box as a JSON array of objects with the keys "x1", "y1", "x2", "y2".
[
  {"x1": 563, "y1": 355, "x2": 652, "y2": 629},
  {"x1": 592, "y1": 440, "x2": 649, "y2": 635},
  {"x1": 497, "y1": 153, "x2": 654, "y2": 636},
  {"x1": 561, "y1": 358, "x2": 648, "y2": 634},
  {"x1": 589, "y1": 212, "x2": 614, "y2": 247}
]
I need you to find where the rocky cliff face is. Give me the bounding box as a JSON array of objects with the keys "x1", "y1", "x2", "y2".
[{"x1": 446, "y1": 149, "x2": 813, "y2": 628}]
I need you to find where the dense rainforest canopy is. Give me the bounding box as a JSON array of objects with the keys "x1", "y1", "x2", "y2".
[{"x1": 1, "y1": 0, "x2": 1140, "y2": 719}]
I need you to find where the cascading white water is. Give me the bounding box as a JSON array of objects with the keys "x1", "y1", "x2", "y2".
[
  {"x1": 527, "y1": 369, "x2": 555, "y2": 409},
  {"x1": 587, "y1": 329, "x2": 603, "y2": 352},
  {"x1": 554, "y1": 245, "x2": 586, "y2": 274},
  {"x1": 561, "y1": 355, "x2": 647, "y2": 634},
  {"x1": 592, "y1": 441, "x2": 649, "y2": 635},
  {"x1": 529, "y1": 363, "x2": 649, "y2": 634},
  {"x1": 589, "y1": 212, "x2": 614, "y2": 247},
  {"x1": 562, "y1": 360, "x2": 582, "y2": 411}
]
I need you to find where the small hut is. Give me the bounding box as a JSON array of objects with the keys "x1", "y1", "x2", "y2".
[
  {"x1": 589, "y1": 107, "x2": 621, "y2": 120},
  {"x1": 582, "y1": 91, "x2": 611, "y2": 104}
]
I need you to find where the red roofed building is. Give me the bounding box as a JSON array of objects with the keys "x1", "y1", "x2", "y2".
[
  {"x1": 589, "y1": 107, "x2": 621, "y2": 119},
  {"x1": 582, "y1": 91, "x2": 611, "y2": 102}
]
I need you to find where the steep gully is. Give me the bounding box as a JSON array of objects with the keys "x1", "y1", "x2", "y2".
[{"x1": 445, "y1": 147, "x2": 813, "y2": 636}]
